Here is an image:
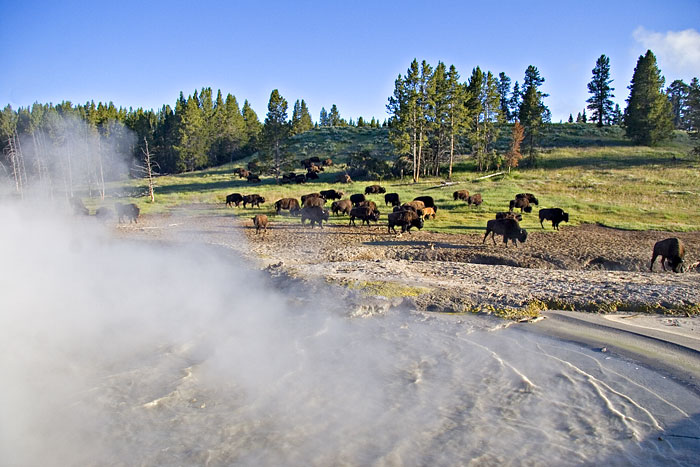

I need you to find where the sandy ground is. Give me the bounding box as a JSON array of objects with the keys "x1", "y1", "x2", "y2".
[{"x1": 114, "y1": 208, "x2": 700, "y2": 389}]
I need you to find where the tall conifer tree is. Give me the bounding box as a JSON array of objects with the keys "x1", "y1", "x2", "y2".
[
  {"x1": 262, "y1": 89, "x2": 290, "y2": 183},
  {"x1": 586, "y1": 55, "x2": 615, "y2": 127}
]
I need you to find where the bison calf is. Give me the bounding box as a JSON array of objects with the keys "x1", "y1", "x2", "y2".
[
  {"x1": 650, "y1": 238, "x2": 686, "y2": 273},
  {"x1": 252, "y1": 214, "x2": 268, "y2": 234}
]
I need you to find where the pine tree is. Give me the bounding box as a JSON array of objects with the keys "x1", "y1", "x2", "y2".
[
  {"x1": 497, "y1": 72, "x2": 512, "y2": 122},
  {"x1": 262, "y1": 89, "x2": 291, "y2": 183},
  {"x1": 586, "y1": 54, "x2": 615, "y2": 127},
  {"x1": 568, "y1": 114, "x2": 574, "y2": 123},
  {"x1": 611, "y1": 104, "x2": 623, "y2": 126},
  {"x1": 241, "y1": 99, "x2": 262, "y2": 156},
  {"x1": 666, "y1": 79, "x2": 689, "y2": 129},
  {"x1": 299, "y1": 100, "x2": 313, "y2": 132},
  {"x1": 624, "y1": 50, "x2": 674, "y2": 145},
  {"x1": 505, "y1": 121, "x2": 524, "y2": 172},
  {"x1": 446, "y1": 64, "x2": 467, "y2": 178},
  {"x1": 581, "y1": 109, "x2": 587, "y2": 123},
  {"x1": 687, "y1": 77, "x2": 700, "y2": 157},
  {"x1": 175, "y1": 91, "x2": 208, "y2": 171},
  {"x1": 518, "y1": 66, "x2": 549, "y2": 165},
  {"x1": 509, "y1": 81, "x2": 521, "y2": 121},
  {"x1": 387, "y1": 59, "x2": 422, "y2": 181},
  {"x1": 576, "y1": 112, "x2": 582, "y2": 123},
  {"x1": 329, "y1": 104, "x2": 342, "y2": 126},
  {"x1": 319, "y1": 107, "x2": 329, "y2": 126}
]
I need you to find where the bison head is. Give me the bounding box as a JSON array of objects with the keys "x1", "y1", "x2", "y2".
[
  {"x1": 414, "y1": 217, "x2": 425, "y2": 230},
  {"x1": 563, "y1": 212, "x2": 569, "y2": 222},
  {"x1": 518, "y1": 228, "x2": 528, "y2": 244},
  {"x1": 672, "y1": 259, "x2": 686, "y2": 273}
]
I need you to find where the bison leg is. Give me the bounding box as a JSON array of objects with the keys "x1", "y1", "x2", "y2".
[
  {"x1": 650, "y1": 254, "x2": 659, "y2": 271},
  {"x1": 482, "y1": 229, "x2": 491, "y2": 244}
]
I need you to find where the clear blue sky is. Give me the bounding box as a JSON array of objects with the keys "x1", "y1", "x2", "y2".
[{"x1": 2, "y1": 0, "x2": 699, "y2": 123}]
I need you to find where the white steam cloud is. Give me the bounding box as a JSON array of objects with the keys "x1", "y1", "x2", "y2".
[
  {"x1": 632, "y1": 26, "x2": 700, "y2": 78},
  {"x1": 1, "y1": 202, "x2": 698, "y2": 465}
]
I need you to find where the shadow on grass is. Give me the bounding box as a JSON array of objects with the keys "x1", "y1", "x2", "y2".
[{"x1": 538, "y1": 153, "x2": 689, "y2": 170}]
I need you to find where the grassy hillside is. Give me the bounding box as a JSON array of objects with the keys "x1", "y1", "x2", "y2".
[{"x1": 90, "y1": 124, "x2": 700, "y2": 233}]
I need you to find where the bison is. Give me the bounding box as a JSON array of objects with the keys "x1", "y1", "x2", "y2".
[
  {"x1": 422, "y1": 207, "x2": 436, "y2": 219},
  {"x1": 483, "y1": 218, "x2": 527, "y2": 247},
  {"x1": 246, "y1": 174, "x2": 261, "y2": 183},
  {"x1": 350, "y1": 193, "x2": 366, "y2": 206},
  {"x1": 384, "y1": 193, "x2": 401, "y2": 206},
  {"x1": 401, "y1": 200, "x2": 425, "y2": 213},
  {"x1": 301, "y1": 193, "x2": 324, "y2": 206},
  {"x1": 387, "y1": 209, "x2": 424, "y2": 234},
  {"x1": 468, "y1": 194, "x2": 483, "y2": 207},
  {"x1": 305, "y1": 170, "x2": 319, "y2": 180},
  {"x1": 252, "y1": 214, "x2": 268, "y2": 234},
  {"x1": 331, "y1": 199, "x2": 353, "y2": 216},
  {"x1": 539, "y1": 208, "x2": 569, "y2": 230},
  {"x1": 320, "y1": 189, "x2": 344, "y2": 200},
  {"x1": 349, "y1": 206, "x2": 380, "y2": 226},
  {"x1": 300, "y1": 206, "x2": 330, "y2": 228},
  {"x1": 495, "y1": 211, "x2": 523, "y2": 222},
  {"x1": 237, "y1": 168, "x2": 251, "y2": 179},
  {"x1": 295, "y1": 174, "x2": 307, "y2": 184},
  {"x1": 322, "y1": 158, "x2": 333, "y2": 166},
  {"x1": 509, "y1": 197, "x2": 532, "y2": 213},
  {"x1": 336, "y1": 173, "x2": 353, "y2": 183},
  {"x1": 275, "y1": 198, "x2": 301, "y2": 215},
  {"x1": 453, "y1": 190, "x2": 470, "y2": 201},
  {"x1": 358, "y1": 200, "x2": 378, "y2": 213},
  {"x1": 242, "y1": 194, "x2": 265, "y2": 208},
  {"x1": 516, "y1": 193, "x2": 539, "y2": 206},
  {"x1": 115, "y1": 202, "x2": 140, "y2": 223},
  {"x1": 95, "y1": 207, "x2": 113, "y2": 220},
  {"x1": 413, "y1": 196, "x2": 437, "y2": 212},
  {"x1": 365, "y1": 184, "x2": 386, "y2": 195},
  {"x1": 226, "y1": 193, "x2": 244, "y2": 207},
  {"x1": 650, "y1": 238, "x2": 686, "y2": 273}
]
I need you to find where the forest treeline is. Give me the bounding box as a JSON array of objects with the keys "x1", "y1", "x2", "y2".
[{"x1": 1, "y1": 49, "x2": 699, "y2": 195}]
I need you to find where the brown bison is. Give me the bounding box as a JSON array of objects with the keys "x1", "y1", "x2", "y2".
[
  {"x1": 516, "y1": 193, "x2": 539, "y2": 205},
  {"x1": 320, "y1": 189, "x2": 344, "y2": 200},
  {"x1": 402, "y1": 200, "x2": 425, "y2": 213},
  {"x1": 336, "y1": 173, "x2": 353, "y2": 183},
  {"x1": 275, "y1": 198, "x2": 301, "y2": 215},
  {"x1": 509, "y1": 197, "x2": 532, "y2": 213},
  {"x1": 300, "y1": 206, "x2": 330, "y2": 228},
  {"x1": 387, "y1": 209, "x2": 424, "y2": 234},
  {"x1": 384, "y1": 193, "x2": 401, "y2": 206},
  {"x1": 349, "y1": 206, "x2": 380, "y2": 226},
  {"x1": 322, "y1": 158, "x2": 333, "y2": 166},
  {"x1": 650, "y1": 238, "x2": 686, "y2": 273},
  {"x1": 237, "y1": 168, "x2": 251, "y2": 179},
  {"x1": 422, "y1": 207, "x2": 436, "y2": 219},
  {"x1": 252, "y1": 214, "x2": 268, "y2": 234},
  {"x1": 358, "y1": 200, "x2": 378, "y2": 213},
  {"x1": 331, "y1": 199, "x2": 353, "y2": 216},
  {"x1": 483, "y1": 218, "x2": 528, "y2": 247},
  {"x1": 365, "y1": 184, "x2": 386, "y2": 195},
  {"x1": 226, "y1": 193, "x2": 244, "y2": 207},
  {"x1": 115, "y1": 202, "x2": 140, "y2": 223},
  {"x1": 539, "y1": 208, "x2": 569, "y2": 230},
  {"x1": 301, "y1": 193, "x2": 325, "y2": 206},
  {"x1": 453, "y1": 190, "x2": 470, "y2": 201},
  {"x1": 242, "y1": 194, "x2": 265, "y2": 208},
  {"x1": 246, "y1": 174, "x2": 261, "y2": 183},
  {"x1": 295, "y1": 174, "x2": 307, "y2": 184},
  {"x1": 413, "y1": 196, "x2": 437, "y2": 212},
  {"x1": 495, "y1": 211, "x2": 523, "y2": 222},
  {"x1": 350, "y1": 193, "x2": 366, "y2": 206},
  {"x1": 468, "y1": 194, "x2": 483, "y2": 207}
]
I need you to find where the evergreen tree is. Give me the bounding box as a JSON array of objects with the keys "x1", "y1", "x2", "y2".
[
  {"x1": 666, "y1": 79, "x2": 689, "y2": 129},
  {"x1": 624, "y1": 50, "x2": 674, "y2": 145},
  {"x1": 686, "y1": 77, "x2": 700, "y2": 156},
  {"x1": 175, "y1": 91, "x2": 208, "y2": 171},
  {"x1": 586, "y1": 54, "x2": 615, "y2": 127},
  {"x1": 518, "y1": 66, "x2": 548, "y2": 165},
  {"x1": 446, "y1": 64, "x2": 467, "y2": 178},
  {"x1": 241, "y1": 99, "x2": 262, "y2": 156},
  {"x1": 611, "y1": 104, "x2": 623, "y2": 126},
  {"x1": 319, "y1": 107, "x2": 329, "y2": 126},
  {"x1": 329, "y1": 104, "x2": 342, "y2": 126},
  {"x1": 509, "y1": 81, "x2": 521, "y2": 121},
  {"x1": 568, "y1": 113, "x2": 574, "y2": 123},
  {"x1": 262, "y1": 89, "x2": 291, "y2": 183},
  {"x1": 299, "y1": 100, "x2": 313, "y2": 132},
  {"x1": 576, "y1": 112, "x2": 582, "y2": 123},
  {"x1": 581, "y1": 109, "x2": 587, "y2": 123},
  {"x1": 497, "y1": 72, "x2": 512, "y2": 122}
]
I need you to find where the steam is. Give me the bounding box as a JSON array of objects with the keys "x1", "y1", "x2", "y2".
[{"x1": 1, "y1": 202, "x2": 698, "y2": 465}]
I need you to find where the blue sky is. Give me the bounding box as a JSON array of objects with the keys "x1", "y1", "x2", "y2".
[{"x1": 2, "y1": 0, "x2": 699, "y2": 123}]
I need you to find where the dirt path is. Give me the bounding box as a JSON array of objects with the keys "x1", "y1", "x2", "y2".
[{"x1": 115, "y1": 207, "x2": 700, "y2": 314}]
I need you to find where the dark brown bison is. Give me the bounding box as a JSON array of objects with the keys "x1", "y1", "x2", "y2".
[
  {"x1": 384, "y1": 193, "x2": 401, "y2": 206},
  {"x1": 483, "y1": 218, "x2": 527, "y2": 247},
  {"x1": 539, "y1": 208, "x2": 569, "y2": 230},
  {"x1": 295, "y1": 174, "x2": 307, "y2": 184},
  {"x1": 70, "y1": 197, "x2": 89, "y2": 215},
  {"x1": 413, "y1": 196, "x2": 437, "y2": 212},
  {"x1": 305, "y1": 170, "x2": 319, "y2": 180},
  {"x1": 350, "y1": 193, "x2": 366, "y2": 206},
  {"x1": 242, "y1": 194, "x2": 265, "y2": 208},
  {"x1": 516, "y1": 193, "x2": 539, "y2": 206},
  {"x1": 495, "y1": 211, "x2": 523, "y2": 222},
  {"x1": 300, "y1": 206, "x2": 330, "y2": 228},
  {"x1": 303, "y1": 196, "x2": 325, "y2": 208},
  {"x1": 301, "y1": 193, "x2": 324, "y2": 206},
  {"x1": 358, "y1": 200, "x2": 378, "y2": 213},
  {"x1": 252, "y1": 214, "x2": 268, "y2": 234},
  {"x1": 349, "y1": 206, "x2": 380, "y2": 226},
  {"x1": 115, "y1": 202, "x2": 140, "y2": 223},
  {"x1": 237, "y1": 168, "x2": 251, "y2": 179},
  {"x1": 401, "y1": 200, "x2": 425, "y2": 213},
  {"x1": 467, "y1": 194, "x2": 483, "y2": 207},
  {"x1": 95, "y1": 207, "x2": 113, "y2": 220},
  {"x1": 387, "y1": 209, "x2": 424, "y2": 234},
  {"x1": 364, "y1": 185, "x2": 386, "y2": 195},
  {"x1": 320, "y1": 189, "x2": 344, "y2": 200},
  {"x1": 336, "y1": 173, "x2": 353, "y2": 184},
  {"x1": 453, "y1": 190, "x2": 470, "y2": 201},
  {"x1": 331, "y1": 199, "x2": 353, "y2": 216},
  {"x1": 509, "y1": 197, "x2": 532, "y2": 213},
  {"x1": 246, "y1": 174, "x2": 261, "y2": 183},
  {"x1": 275, "y1": 198, "x2": 301, "y2": 215},
  {"x1": 650, "y1": 238, "x2": 686, "y2": 273},
  {"x1": 226, "y1": 193, "x2": 244, "y2": 207}
]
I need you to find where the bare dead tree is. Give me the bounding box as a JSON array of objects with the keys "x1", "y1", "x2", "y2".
[
  {"x1": 6, "y1": 130, "x2": 27, "y2": 198},
  {"x1": 132, "y1": 137, "x2": 159, "y2": 202}
]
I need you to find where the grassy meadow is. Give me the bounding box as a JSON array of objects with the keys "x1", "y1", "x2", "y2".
[{"x1": 94, "y1": 126, "x2": 700, "y2": 234}]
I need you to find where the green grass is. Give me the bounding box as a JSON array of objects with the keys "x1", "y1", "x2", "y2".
[{"x1": 85, "y1": 125, "x2": 700, "y2": 233}]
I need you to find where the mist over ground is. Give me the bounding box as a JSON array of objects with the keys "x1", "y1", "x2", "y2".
[{"x1": 1, "y1": 202, "x2": 699, "y2": 466}]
